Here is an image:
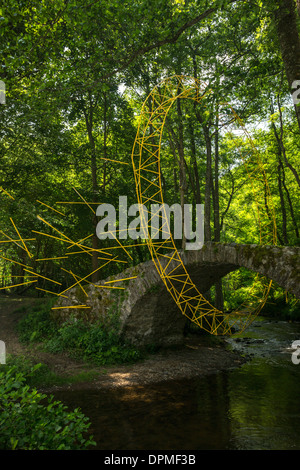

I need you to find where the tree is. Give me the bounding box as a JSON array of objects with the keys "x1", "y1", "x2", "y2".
[{"x1": 273, "y1": 0, "x2": 300, "y2": 130}]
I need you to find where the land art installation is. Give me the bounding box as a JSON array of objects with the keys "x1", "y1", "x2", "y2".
[{"x1": 0, "y1": 75, "x2": 278, "y2": 335}]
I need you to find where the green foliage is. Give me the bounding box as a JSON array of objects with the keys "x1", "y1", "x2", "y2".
[
  {"x1": 4, "y1": 355, "x2": 55, "y2": 388},
  {"x1": 45, "y1": 317, "x2": 143, "y2": 365},
  {"x1": 5, "y1": 354, "x2": 99, "y2": 389},
  {"x1": 262, "y1": 288, "x2": 300, "y2": 321},
  {"x1": 220, "y1": 269, "x2": 258, "y2": 311},
  {"x1": 18, "y1": 300, "x2": 57, "y2": 343},
  {"x1": 0, "y1": 364, "x2": 95, "y2": 450},
  {"x1": 18, "y1": 303, "x2": 143, "y2": 365},
  {"x1": 221, "y1": 268, "x2": 300, "y2": 321}
]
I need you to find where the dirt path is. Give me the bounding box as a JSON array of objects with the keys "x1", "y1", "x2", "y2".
[
  {"x1": 0, "y1": 295, "x2": 245, "y2": 391},
  {"x1": 0, "y1": 295, "x2": 92, "y2": 376}
]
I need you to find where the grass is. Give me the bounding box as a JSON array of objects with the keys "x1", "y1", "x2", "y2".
[{"x1": 4, "y1": 354, "x2": 100, "y2": 389}]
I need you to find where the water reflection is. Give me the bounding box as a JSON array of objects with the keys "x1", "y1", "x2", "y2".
[
  {"x1": 224, "y1": 318, "x2": 300, "y2": 450},
  {"x1": 53, "y1": 318, "x2": 300, "y2": 450}
]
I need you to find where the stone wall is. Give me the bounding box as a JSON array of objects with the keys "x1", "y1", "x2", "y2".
[{"x1": 53, "y1": 243, "x2": 300, "y2": 347}]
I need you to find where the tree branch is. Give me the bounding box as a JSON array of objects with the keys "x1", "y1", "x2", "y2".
[{"x1": 90, "y1": 5, "x2": 220, "y2": 87}]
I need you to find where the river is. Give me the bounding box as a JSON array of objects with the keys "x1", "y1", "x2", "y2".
[{"x1": 53, "y1": 316, "x2": 300, "y2": 450}]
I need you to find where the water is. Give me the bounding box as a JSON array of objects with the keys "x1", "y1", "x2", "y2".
[{"x1": 53, "y1": 317, "x2": 300, "y2": 450}]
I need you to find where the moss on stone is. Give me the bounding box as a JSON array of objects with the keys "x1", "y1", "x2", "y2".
[{"x1": 75, "y1": 286, "x2": 88, "y2": 303}]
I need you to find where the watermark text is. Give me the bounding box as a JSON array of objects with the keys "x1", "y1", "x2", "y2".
[
  {"x1": 292, "y1": 80, "x2": 300, "y2": 105},
  {"x1": 96, "y1": 197, "x2": 204, "y2": 251},
  {"x1": 0, "y1": 340, "x2": 6, "y2": 364},
  {"x1": 291, "y1": 340, "x2": 300, "y2": 365},
  {"x1": 0, "y1": 81, "x2": 5, "y2": 104}
]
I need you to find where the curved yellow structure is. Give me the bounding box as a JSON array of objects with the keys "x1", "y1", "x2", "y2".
[{"x1": 131, "y1": 75, "x2": 277, "y2": 335}]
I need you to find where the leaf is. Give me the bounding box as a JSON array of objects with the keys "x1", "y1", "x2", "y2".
[{"x1": 10, "y1": 437, "x2": 18, "y2": 450}]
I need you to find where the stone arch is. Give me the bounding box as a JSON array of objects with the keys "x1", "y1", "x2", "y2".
[{"x1": 54, "y1": 243, "x2": 299, "y2": 346}]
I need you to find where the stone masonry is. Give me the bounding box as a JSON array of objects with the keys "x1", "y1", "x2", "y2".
[{"x1": 53, "y1": 242, "x2": 300, "y2": 347}]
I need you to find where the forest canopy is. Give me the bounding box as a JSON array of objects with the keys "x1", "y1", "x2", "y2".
[{"x1": 0, "y1": 0, "x2": 299, "y2": 309}]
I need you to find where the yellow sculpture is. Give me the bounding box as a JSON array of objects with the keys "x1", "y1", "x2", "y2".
[{"x1": 131, "y1": 75, "x2": 277, "y2": 335}]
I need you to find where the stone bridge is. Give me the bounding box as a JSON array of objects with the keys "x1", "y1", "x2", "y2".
[{"x1": 54, "y1": 242, "x2": 300, "y2": 347}]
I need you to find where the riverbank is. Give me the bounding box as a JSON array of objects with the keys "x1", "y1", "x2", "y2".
[
  {"x1": 0, "y1": 295, "x2": 245, "y2": 392},
  {"x1": 3, "y1": 295, "x2": 300, "y2": 450},
  {"x1": 45, "y1": 334, "x2": 246, "y2": 392}
]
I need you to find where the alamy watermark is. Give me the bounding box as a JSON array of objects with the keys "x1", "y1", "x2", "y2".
[
  {"x1": 96, "y1": 196, "x2": 204, "y2": 250},
  {"x1": 291, "y1": 340, "x2": 300, "y2": 365},
  {"x1": 292, "y1": 80, "x2": 300, "y2": 105},
  {"x1": 0, "y1": 340, "x2": 6, "y2": 364},
  {"x1": 0, "y1": 81, "x2": 5, "y2": 105}
]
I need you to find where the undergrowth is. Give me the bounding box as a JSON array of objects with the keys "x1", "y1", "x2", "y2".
[
  {"x1": 17, "y1": 300, "x2": 144, "y2": 366},
  {"x1": 220, "y1": 270, "x2": 300, "y2": 321},
  {"x1": 0, "y1": 363, "x2": 95, "y2": 450}
]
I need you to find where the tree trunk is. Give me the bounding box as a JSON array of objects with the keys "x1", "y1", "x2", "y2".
[
  {"x1": 213, "y1": 112, "x2": 224, "y2": 311},
  {"x1": 192, "y1": 51, "x2": 212, "y2": 241},
  {"x1": 84, "y1": 97, "x2": 100, "y2": 283},
  {"x1": 277, "y1": 159, "x2": 289, "y2": 244},
  {"x1": 102, "y1": 92, "x2": 108, "y2": 196},
  {"x1": 177, "y1": 97, "x2": 187, "y2": 250},
  {"x1": 214, "y1": 113, "x2": 221, "y2": 242},
  {"x1": 281, "y1": 158, "x2": 299, "y2": 239},
  {"x1": 277, "y1": 97, "x2": 300, "y2": 188},
  {"x1": 188, "y1": 120, "x2": 201, "y2": 205},
  {"x1": 274, "y1": 0, "x2": 300, "y2": 130},
  {"x1": 271, "y1": 111, "x2": 299, "y2": 243},
  {"x1": 194, "y1": 107, "x2": 212, "y2": 241},
  {"x1": 204, "y1": 130, "x2": 212, "y2": 242},
  {"x1": 214, "y1": 280, "x2": 224, "y2": 311}
]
